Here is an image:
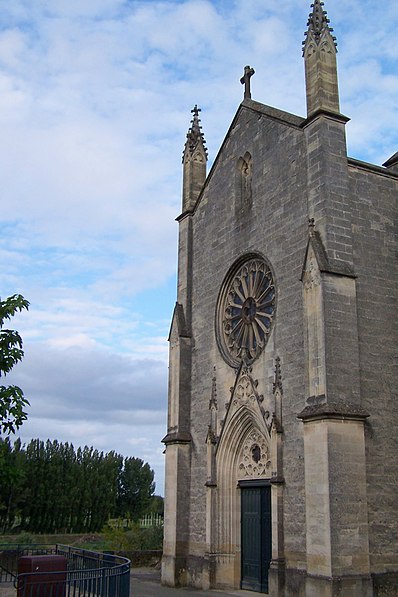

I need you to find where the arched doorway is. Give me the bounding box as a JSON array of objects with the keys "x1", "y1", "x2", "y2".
[{"x1": 214, "y1": 366, "x2": 273, "y2": 592}]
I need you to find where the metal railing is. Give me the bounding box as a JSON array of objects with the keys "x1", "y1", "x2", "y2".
[
  {"x1": 0, "y1": 544, "x2": 57, "y2": 582},
  {"x1": 0, "y1": 544, "x2": 130, "y2": 597}
]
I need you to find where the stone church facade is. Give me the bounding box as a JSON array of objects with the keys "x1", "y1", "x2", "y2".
[{"x1": 162, "y1": 1, "x2": 398, "y2": 595}]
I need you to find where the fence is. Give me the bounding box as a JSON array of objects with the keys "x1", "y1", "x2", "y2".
[
  {"x1": 0, "y1": 544, "x2": 130, "y2": 597},
  {"x1": 139, "y1": 514, "x2": 163, "y2": 528}
]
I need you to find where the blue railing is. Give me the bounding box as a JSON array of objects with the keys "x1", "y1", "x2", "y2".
[{"x1": 0, "y1": 544, "x2": 130, "y2": 597}]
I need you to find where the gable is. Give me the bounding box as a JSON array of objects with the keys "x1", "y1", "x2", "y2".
[{"x1": 190, "y1": 99, "x2": 306, "y2": 218}]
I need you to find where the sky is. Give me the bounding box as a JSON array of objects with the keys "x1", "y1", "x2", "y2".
[{"x1": 0, "y1": 0, "x2": 397, "y2": 496}]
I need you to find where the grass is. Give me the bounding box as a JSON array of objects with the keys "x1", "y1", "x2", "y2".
[{"x1": 0, "y1": 525, "x2": 163, "y2": 553}]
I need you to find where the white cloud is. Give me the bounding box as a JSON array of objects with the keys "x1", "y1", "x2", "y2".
[
  {"x1": 8, "y1": 342, "x2": 168, "y2": 490},
  {"x1": 1, "y1": 0, "x2": 396, "y2": 494}
]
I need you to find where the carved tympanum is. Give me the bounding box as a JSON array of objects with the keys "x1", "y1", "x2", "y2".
[{"x1": 238, "y1": 430, "x2": 271, "y2": 478}]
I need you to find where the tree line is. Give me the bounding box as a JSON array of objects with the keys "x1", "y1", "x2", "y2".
[{"x1": 0, "y1": 437, "x2": 157, "y2": 534}]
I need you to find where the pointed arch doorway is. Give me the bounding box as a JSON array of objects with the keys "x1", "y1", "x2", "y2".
[
  {"x1": 240, "y1": 480, "x2": 272, "y2": 593},
  {"x1": 212, "y1": 365, "x2": 276, "y2": 593}
]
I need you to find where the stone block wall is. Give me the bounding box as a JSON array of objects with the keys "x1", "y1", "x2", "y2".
[
  {"x1": 187, "y1": 102, "x2": 310, "y2": 583},
  {"x1": 349, "y1": 162, "x2": 398, "y2": 577}
]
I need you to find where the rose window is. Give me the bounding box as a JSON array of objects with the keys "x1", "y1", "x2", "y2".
[{"x1": 216, "y1": 257, "x2": 276, "y2": 367}]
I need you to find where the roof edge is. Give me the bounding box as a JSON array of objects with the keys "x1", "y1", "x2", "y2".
[{"x1": 348, "y1": 157, "x2": 398, "y2": 179}]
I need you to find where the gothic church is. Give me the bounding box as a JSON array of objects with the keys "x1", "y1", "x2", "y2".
[{"x1": 162, "y1": 1, "x2": 398, "y2": 595}]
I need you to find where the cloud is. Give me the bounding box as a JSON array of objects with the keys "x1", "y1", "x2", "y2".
[
  {"x1": 7, "y1": 342, "x2": 168, "y2": 491},
  {"x1": 9, "y1": 343, "x2": 167, "y2": 412},
  {"x1": 1, "y1": 0, "x2": 396, "y2": 495}
]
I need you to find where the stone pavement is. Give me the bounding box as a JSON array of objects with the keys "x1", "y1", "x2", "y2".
[
  {"x1": 0, "y1": 569, "x2": 260, "y2": 597},
  {"x1": 130, "y1": 568, "x2": 260, "y2": 596},
  {"x1": 0, "y1": 584, "x2": 13, "y2": 597}
]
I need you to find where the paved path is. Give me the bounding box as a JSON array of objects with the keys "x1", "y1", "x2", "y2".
[
  {"x1": 0, "y1": 568, "x2": 260, "y2": 597},
  {"x1": 131, "y1": 568, "x2": 259, "y2": 596}
]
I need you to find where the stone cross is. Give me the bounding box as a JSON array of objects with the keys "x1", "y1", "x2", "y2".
[
  {"x1": 240, "y1": 65, "x2": 255, "y2": 99},
  {"x1": 191, "y1": 104, "x2": 201, "y2": 117}
]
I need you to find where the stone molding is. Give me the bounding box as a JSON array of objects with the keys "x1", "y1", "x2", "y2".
[
  {"x1": 162, "y1": 431, "x2": 192, "y2": 445},
  {"x1": 298, "y1": 401, "x2": 370, "y2": 422}
]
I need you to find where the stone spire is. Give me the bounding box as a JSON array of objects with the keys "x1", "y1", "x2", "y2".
[
  {"x1": 303, "y1": 0, "x2": 337, "y2": 51},
  {"x1": 182, "y1": 105, "x2": 208, "y2": 212},
  {"x1": 303, "y1": 0, "x2": 340, "y2": 117}
]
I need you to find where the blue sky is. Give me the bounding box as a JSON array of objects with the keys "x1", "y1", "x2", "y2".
[{"x1": 1, "y1": 0, "x2": 397, "y2": 495}]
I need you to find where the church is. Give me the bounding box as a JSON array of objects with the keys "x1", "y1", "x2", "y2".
[{"x1": 161, "y1": 1, "x2": 398, "y2": 595}]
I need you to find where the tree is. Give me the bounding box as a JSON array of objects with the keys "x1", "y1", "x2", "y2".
[
  {"x1": 117, "y1": 457, "x2": 155, "y2": 521},
  {"x1": 0, "y1": 294, "x2": 30, "y2": 434},
  {"x1": 0, "y1": 437, "x2": 157, "y2": 533},
  {"x1": 148, "y1": 494, "x2": 164, "y2": 515},
  {"x1": 0, "y1": 437, "x2": 26, "y2": 531}
]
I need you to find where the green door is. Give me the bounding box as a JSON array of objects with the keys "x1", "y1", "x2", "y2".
[{"x1": 241, "y1": 484, "x2": 271, "y2": 593}]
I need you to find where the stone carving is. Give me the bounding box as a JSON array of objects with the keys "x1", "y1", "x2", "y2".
[
  {"x1": 240, "y1": 65, "x2": 255, "y2": 100},
  {"x1": 233, "y1": 371, "x2": 258, "y2": 409},
  {"x1": 207, "y1": 366, "x2": 218, "y2": 443},
  {"x1": 238, "y1": 429, "x2": 271, "y2": 477},
  {"x1": 272, "y1": 356, "x2": 283, "y2": 433},
  {"x1": 216, "y1": 256, "x2": 276, "y2": 367},
  {"x1": 320, "y1": 39, "x2": 333, "y2": 54},
  {"x1": 241, "y1": 153, "x2": 252, "y2": 206},
  {"x1": 303, "y1": 254, "x2": 321, "y2": 290},
  {"x1": 273, "y1": 355, "x2": 283, "y2": 395},
  {"x1": 183, "y1": 105, "x2": 208, "y2": 161},
  {"x1": 227, "y1": 366, "x2": 272, "y2": 432},
  {"x1": 303, "y1": 0, "x2": 337, "y2": 52},
  {"x1": 236, "y1": 152, "x2": 253, "y2": 214}
]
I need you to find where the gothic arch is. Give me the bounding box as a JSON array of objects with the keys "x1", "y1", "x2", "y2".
[
  {"x1": 193, "y1": 150, "x2": 205, "y2": 163},
  {"x1": 215, "y1": 369, "x2": 272, "y2": 566}
]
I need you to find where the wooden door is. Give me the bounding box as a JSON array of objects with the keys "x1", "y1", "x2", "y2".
[{"x1": 241, "y1": 485, "x2": 271, "y2": 593}]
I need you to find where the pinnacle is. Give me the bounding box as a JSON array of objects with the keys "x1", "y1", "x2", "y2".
[
  {"x1": 210, "y1": 366, "x2": 217, "y2": 407},
  {"x1": 190, "y1": 105, "x2": 201, "y2": 133},
  {"x1": 303, "y1": 0, "x2": 337, "y2": 53},
  {"x1": 183, "y1": 104, "x2": 208, "y2": 161}
]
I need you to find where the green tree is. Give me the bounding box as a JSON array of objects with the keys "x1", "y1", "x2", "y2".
[
  {"x1": 117, "y1": 457, "x2": 155, "y2": 521},
  {"x1": 0, "y1": 294, "x2": 30, "y2": 434},
  {"x1": 19, "y1": 440, "x2": 122, "y2": 533},
  {"x1": 148, "y1": 494, "x2": 164, "y2": 515},
  {"x1": 0, "y1": 437, "x2": 27, "y2": 532}
]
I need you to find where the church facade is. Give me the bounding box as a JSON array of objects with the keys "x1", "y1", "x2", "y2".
[{"x1": 162, "y1": 2, "x2": 398, "y2": 595}]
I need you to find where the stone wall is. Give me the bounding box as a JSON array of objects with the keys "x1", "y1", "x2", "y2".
[
  {"x1": 187, "y1": 101, "x2": 309, "y2": 584},
  {"x1": 349, "y1": 162, "x2": 398, "y2": 576},
  {"x1": 164, "y1": 96, "x2": 398, "y2": 595}
]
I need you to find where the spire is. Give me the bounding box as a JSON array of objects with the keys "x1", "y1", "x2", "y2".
[
  {"x1": 183, "y1": 105, "x2": 207, "y2": 163},
  {"x1": 303, "y1": 0, "x2": 340, "y2": 117},
  {"x1": 303, "y1": 0, "x2": 337, "y2": 54},
  {"x1": 182, "y1": 105, "x2": 208, "y2": 212}
]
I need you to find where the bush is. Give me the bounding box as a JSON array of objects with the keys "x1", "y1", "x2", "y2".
[
  {"x1": 102, "y1": 522, "x2": 163, "y2": 552},
  {"x1": 12, "y1": 532, "x2": 34, "y2": 545}
]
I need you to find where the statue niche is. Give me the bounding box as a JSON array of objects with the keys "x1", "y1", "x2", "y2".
[{"x1": 236, "y1": 152, "x2": 253, "y2": 215}]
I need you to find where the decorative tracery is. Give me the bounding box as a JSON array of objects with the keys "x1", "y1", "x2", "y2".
[
  {"x1": 238, "y1": 429, "x2": 271, "y2": 478},
  {"x1": 216, "y1": 257, "x2": 276, "y2": 367}
]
